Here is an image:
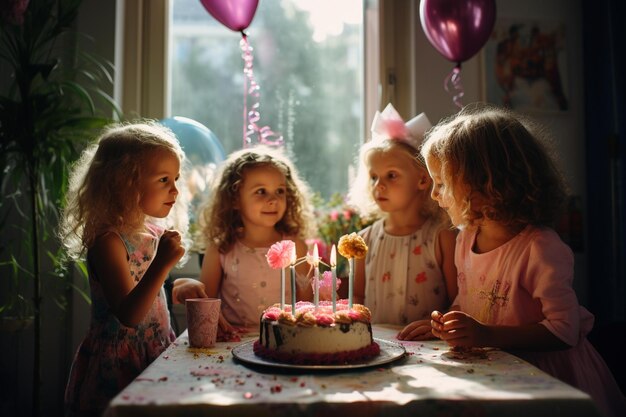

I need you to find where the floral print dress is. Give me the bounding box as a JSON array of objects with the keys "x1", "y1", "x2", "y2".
[
  {"x1": 65, "y1": 223, "x2": 175, "y2": 416},
  {"x1": 360, "y1": 217, "x2": 449, "y2": 324}
]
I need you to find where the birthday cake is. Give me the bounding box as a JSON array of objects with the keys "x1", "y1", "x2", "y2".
[
  {"x1": 258, "y1": 233, "x2": 374, "y2": 365},
  {"x1": 253, "y1": 300, "x2": 380, "y2": 365}
]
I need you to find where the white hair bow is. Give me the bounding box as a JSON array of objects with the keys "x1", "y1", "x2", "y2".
[{"x1": 370, "y1": 103, "x2": 432, "y2": 149}]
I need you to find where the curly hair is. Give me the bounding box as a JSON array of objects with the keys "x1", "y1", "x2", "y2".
[
  {"x1": 59, "y1": 121, "x2": 191, "y2": 261},
  {"x1": 197, "y1": 145, "x2": 317, "y2": 253},
  {"x1": 420, "y1": 104, "x2": 568, "y2": 228},
  {"x1": 347, "y1": 138, "x2": 443, "y2": 223}
]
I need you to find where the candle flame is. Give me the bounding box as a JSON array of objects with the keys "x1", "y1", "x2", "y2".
[{"x1": 330, "y1": 244, "x2": 337, "y2": 267}]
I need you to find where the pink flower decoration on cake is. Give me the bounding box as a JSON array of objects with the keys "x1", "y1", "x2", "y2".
[
  {"x1": 314, "y1": 271, "x2": 342, "y2": 301},
  {"x1": 266, "y1": 240, "x2": 296, "y2": 269},
  {"x1": 263, "y1": 306, "x2": 282, "y2": 321},
  {"x1": 315, "y1": 312, "x2": 335, "y2": 327},
  {"x1": 348, "y1": 310, "x2": 362, "y2": 321}
]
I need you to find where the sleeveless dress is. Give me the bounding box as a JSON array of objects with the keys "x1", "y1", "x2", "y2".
[
  {"x1": 360, "y1": 217, "x2": 449, "y2": 324},
  {"x1": 454, "y1": 226, "x2": 625, "y2": 417},
  {"x1": 219, "y1": 239, "x2": 297, "y2": 330},
  {"x1": 65, "y1": 223, "x2": 176, "y2": 416}
]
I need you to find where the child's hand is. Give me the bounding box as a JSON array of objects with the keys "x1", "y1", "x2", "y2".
[
  {"x1": 154, "y1": 230, "x2": 185, "y2": 270},
  {"x1": 217, "y1": 314, "x2": 246, "y2": 342},
  {"x1": 172, "y1": 278, "x2": 208, "y2": 304},
  {"x1": 397, "y1": 319, "x2": 435, "y2": 341},
  {"x1": 431, "y1": 310, "x2": 444, "y2": 326},
  {"x1": 431, "y1": 310, "x2": 488, "y2": 348}
]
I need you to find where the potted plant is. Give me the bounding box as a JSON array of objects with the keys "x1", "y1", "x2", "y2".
[{"x1": 0, "y1": 0, "x2": 119, "y2": 414}]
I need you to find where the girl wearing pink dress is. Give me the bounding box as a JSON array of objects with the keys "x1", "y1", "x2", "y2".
[
  {"x1": 421, "y1": 104, "x2": 625, "y2": 417},
  {"x1": 172, "y1": 145, "x2": 317, "y2": 334},
  {"x1": 60, "y1": 122, "x2": 190, "y2": 416}
]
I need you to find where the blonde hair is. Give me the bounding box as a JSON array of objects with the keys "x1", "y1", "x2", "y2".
[
  {"x1": 421, "y1": 104, "x2": 567, "y2": 228},
  {"x1": 198, "y1": 145, "x2": 317, "y2": 253},
  {"x1": 348, "y1": 138, "x2": 442, "y2": 222},
  {"x1": 59, "y1": 121, "x2": 191, "y2": 261}
]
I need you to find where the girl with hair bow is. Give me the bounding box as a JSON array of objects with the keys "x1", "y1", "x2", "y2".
[{"x1": 347, "y1": 104, "x2": 457, "y2": 341}]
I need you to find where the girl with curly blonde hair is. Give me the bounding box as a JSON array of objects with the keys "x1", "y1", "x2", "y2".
[
  {"x1": 173, "y1": 145, "x2": 317, "y2": 337},
  {"x1": 424, "y1": 104, "x2": 624, "y2": 417},
  {"x1": 60, "y1": 121, "x2": 190, "y2": 416}
]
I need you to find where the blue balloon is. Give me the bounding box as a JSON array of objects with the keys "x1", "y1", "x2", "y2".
[{"x1": 159, "y1": 116, "x2": 226, "y2": 165}]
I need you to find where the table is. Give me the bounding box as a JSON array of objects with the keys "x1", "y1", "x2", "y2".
[{"x1": 104, "y1": 325, "x2": 601, "y2": 417}]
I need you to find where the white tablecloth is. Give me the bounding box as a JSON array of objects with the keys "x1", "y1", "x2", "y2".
[{"x1": 104, "y1": 324, "x2": 601, "y2": 417}]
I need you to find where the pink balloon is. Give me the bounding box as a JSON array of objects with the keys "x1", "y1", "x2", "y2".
[
  {"x1": 199, "y1": 0, "x2": 259, "y2": 32},
  {"x1": 420, "y1": 0, "x2": 496, "y2": 63}
]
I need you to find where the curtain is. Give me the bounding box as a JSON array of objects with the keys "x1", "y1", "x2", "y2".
[{"x1": 583, "y1": 0, "x2": 626, "y2": 322}]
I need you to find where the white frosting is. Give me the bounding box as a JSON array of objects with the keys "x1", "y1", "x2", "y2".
[{"x1": 259, "y1": 321, "x2": 373, "y2": 354}]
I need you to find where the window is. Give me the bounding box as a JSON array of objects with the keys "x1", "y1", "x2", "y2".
[{"x1": 168, "y1": 0, "x2": 378, "y2": 198}]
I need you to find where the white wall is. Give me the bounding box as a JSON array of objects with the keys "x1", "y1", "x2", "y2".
[{"x1": 412, "y1": 0, "x2": 588, "y2": 303}]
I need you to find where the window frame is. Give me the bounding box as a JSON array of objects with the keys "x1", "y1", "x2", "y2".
[{"x1": 116, "y1": 0, "x2": 419, "y2": 134}]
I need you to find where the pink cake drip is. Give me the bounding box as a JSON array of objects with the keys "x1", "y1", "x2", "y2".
[
  {"x1": 253, "y1": 340, "x2": 380, "y2": 365},
  {"x1": 262, "y1": 299, "x2": 369, "y2": 326}
]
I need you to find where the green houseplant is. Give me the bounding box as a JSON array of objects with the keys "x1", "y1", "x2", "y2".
[
  {"x1": 312, "y1": 192, "x2": 373, "y2": 280},
  {"x1": 0, "y1": 0, "x2": 119, "y2": 414}
]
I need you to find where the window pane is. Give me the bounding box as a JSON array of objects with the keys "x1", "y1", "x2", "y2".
[{"x1": 169, "y1": 0, "x2": 367, "y2": 198}]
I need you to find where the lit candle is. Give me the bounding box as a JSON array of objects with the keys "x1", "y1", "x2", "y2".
[
  {"x1": 290, "y1": 245, "x2": 297, "y2": 316},
  {"x1": 313, "y1": 243, "x2": 320, "y2": 309},
  {"x1": 348, "y1": 258, "x2": 354, "y2": 309},
  {"x1": 330, "y1": 245, "x2": 337, "y2": 313}
]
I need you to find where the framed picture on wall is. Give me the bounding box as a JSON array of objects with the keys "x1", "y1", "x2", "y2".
[{"x1": 483, "y1": 20, "x2": 569, "y2": 112}]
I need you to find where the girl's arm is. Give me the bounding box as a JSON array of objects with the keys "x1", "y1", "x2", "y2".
[
  {"x1": 94, "y1": 230, "x2": 184, "y2": 327},
  {"x1": 437, "y1": 228, "x2": 458, "y2": 304},
  {"x1": 353, "y1": 226, "x2": 370, "y2": 305},
  {"x1": 199, "y1": 244, "x2": 242, "y2": 339},
  {"x1": 432, "y1": 310, "x2": 569, "y2": 350},
  {"x1": 353, "y1": 257, "x2": 365, "y2": 304},
  {"x1": 199, "y1": 243, "x2": 224, "y2": 298},
  {"x1": 295, "y1": 238, "x2": 313, "y2": 301},
  {"x1": 172, "y1": 244, "x2": 223, "y2": 304}
]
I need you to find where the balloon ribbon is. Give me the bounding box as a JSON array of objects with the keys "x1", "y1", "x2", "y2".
[
  {"x1": 240, "y1": 33, "x2": 283, "y2": 148},
  {"x1": 444, "y1": 64, "x2": 465, "y2": 109}
]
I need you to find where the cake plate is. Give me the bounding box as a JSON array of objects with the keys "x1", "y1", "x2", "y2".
[{"x1": 232, "y1": 338, "x2": 406, "y2": 371}]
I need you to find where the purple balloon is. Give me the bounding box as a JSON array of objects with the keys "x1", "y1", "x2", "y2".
[
  {"x1": 199, "y1": 0, "x2": 259, "y2": 32},
  {"x1": 420, "y1": 0, "x2": 496, "y2": 63}
]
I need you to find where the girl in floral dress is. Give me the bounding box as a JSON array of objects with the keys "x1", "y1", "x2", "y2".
[
  {"x1": 60, "y1": 122, "x2": 190, "y2": 416},
  {"x1": 348, "y1": 104, "x2": 457, "y2": 340},
  {"x1": 423, "y1": 104, "x2": 625, "y2": 417}
]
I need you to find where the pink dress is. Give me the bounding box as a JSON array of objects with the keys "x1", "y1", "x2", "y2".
[
  {"x1": 360, "y1": 218, "x2": 449, "y2": 324},
  {"x1": 65, "y1": 223, "x2": 175, "y2": 416},
  {"x1": 219, "y1": 239, "x2": 296, "y2": 329},
  {"x1": 454, "y1": 226, "x2": 625, "y2": 417}
]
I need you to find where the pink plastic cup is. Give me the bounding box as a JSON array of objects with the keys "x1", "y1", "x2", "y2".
[{"x1": 185, "y1": 298, "x2": 221, "y2": 348}]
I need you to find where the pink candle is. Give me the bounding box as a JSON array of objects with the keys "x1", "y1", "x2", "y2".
[
  {"x1": 330, "y1": 245, "x2": 337, "y2": 313},
  {"x1": 349, "y1": 258, "x2": 354, "y2": 309},
  {"x1": 290, "y1": 245, "x2": 297, "y2": 316},
  {"x1": 313, "y1": 244, "x2": 320, "y2": 309}
]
